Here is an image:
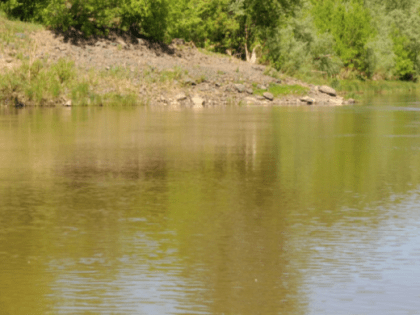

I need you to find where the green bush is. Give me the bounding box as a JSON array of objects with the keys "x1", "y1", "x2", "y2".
[
  {"x1": 311, "y1": 0, "x2": 374, "y2": 72},
  {"x1": 119, "y1": 0, "x2": 168, "y2": 40},
  {"x1": 167, "y1": 0, "x2": 241, "y2": 52},
  {"x1": 392, "y1": 31, "x2": 415, "y2": 80},
  {"x1": 0, "y1": 0, "x2": 169, "y2": 39},
  {"x1": 51, "y1": 58, "x2": 76, "y2": 83},
  {"x1": 1, "y1": 0, "x2": 49, "y2": 22}
]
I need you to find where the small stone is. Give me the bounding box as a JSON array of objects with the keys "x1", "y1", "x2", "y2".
[
  {"x1": 300, "y1": 96, "x2": 315, "y2": 105},
  {"x1": 329, "y1": 97, "x2": 344, "y2": 106},
  {"x1": 252, "y1": 65, "x2": 265, "y2": 71},
  {"x1": 256, "y1": 95, "x2": 265, "y2": 101},
  {"x1": 257, "y1": 84, "x2": 267, "y2": 90},
  {"x1": 263, "y1": 92, "x2": 274, "y2": 101},
  {"x1": 175, "y1": 92, "x2": 187, "y2": 101},
  {"x1": 137, "y1": 38, "x2": 146, "y2": 45},
  {"x1": 64, "y1": 99, "x2": 72, "y2": 107},
  {"x1": 184, "y1": 78, "x2": 196, "y2": 86},
  {"x1": 5, "y1": 58, "x2": 13, "y2": 63},
  {"x1": 215, "y1": 82, "x2": 221, "y2": 87},
  {"x1": 244, "y1": 97, "x2": 257, "y2": 105},
  {"x1": 191, "y1": 95, "x2": 205, "y2": 108},
  {"x1": 105, "y1": 66, "x2": 110, "y2": 70},
  {"x1": 319, "y1": 85, "x2": 337, "y2": 96},
  {"x1": 234, "y1": 84, "x2": 246, "y2": 93},
  {"x1": 347, "y1": 98, "x2": 356, "y2": 104},
  {"x1": 246, "y1": 88, "x2": 253, "y2": 95}
]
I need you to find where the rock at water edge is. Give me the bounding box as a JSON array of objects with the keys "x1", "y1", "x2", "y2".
[
  {"x1": 175, "y1": 92, "x2": 187, "y2": 101},
  {"x1": 319, "y1": 85, "x2": 337, "y2": 96},
  {"x1": 192, "y1": 96, "x2": 205, "y2": 108},
  {"x1": 244, "y1": 97, "x2": 257, "y2": 105},
  {"x1": 329, "y1": 97, "x2": 344, "y2": 106},
  {"x1": 300, "y1": 96, "x2": 315, "y2": 105},
  {"x1": 263, "y1": 92, "x2": 274, "y2": 101}
]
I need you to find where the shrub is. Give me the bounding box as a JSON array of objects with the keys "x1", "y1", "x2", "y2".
[
  {"x1": 0, "y1": 0, "x2": 49, "y2": 22},
  {"x1": 39, "y1": 0, "x2": 168, "y2": 39},
  {"x1": 311, "y1": 0, "x2": 374, "y2": 72}
]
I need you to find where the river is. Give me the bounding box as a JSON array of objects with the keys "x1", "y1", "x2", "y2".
[{"x1": 1, "y1": 96, "x2": 420, "y2": 314}]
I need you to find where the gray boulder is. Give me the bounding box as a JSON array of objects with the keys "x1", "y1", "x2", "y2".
[
  {"x1": 319, "y1": 85, "x2": 337, "y2": 96},
  {"x1": 234, "y1": 84, "x2": 246, "y2": 93},
  {"x1": 263, "y1": 92, "x2": 274, "y2": 101},
  {"x1": 300, "y1": 96, "x2": 315, "y2": 105}
]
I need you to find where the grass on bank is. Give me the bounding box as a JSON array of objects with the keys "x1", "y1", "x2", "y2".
[
  {"x1": 0, "y1": 10, "x2": 44, "y2": 53},
  {"x1": 0, "y1": 53, "x2": 147, "y2": 106},
  {"x1": 253, "y1": 83, "x2": 309, "y2": 98},
  {"x1": 2, "y1": 9, "x2": 419, "y2": 107},
  {"x1": 331, "y1": 79, "x2": 418, "y2": 99},
  {"x1": 0, "y1": 9, "x2": 184, "y2": 106},
  {"x1": 292, "y1": 73, "x2": 419, "y2": 99}
]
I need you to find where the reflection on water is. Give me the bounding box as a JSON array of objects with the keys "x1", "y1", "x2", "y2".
[{"x1": 1, "y1": 98, "x2": 420, "y2": 314}]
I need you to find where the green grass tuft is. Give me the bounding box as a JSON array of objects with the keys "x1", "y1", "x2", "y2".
[{"x1": 253, "y1": 83, "x2": 309, "y2": 97}]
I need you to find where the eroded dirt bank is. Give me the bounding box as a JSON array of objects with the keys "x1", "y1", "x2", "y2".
[{"x1": 2, "y1": 28, "x2": 353, "y2": 108}]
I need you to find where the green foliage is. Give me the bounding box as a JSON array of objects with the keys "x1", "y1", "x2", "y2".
[
  {"x1": 2, "y1": 0, "x2": 168, "y2": 39},
  {"x1": 167, "y1": 0, "x2": 241, "y2": 52},
  {"x1": 4, "y1": 0, "x2": 420, "y2": 81},
  {"x1": 157, "y1": 67, "x2": 185, "y2": 83},
  {"x1": 392, "y1": 31, "x2": 415, "y2": 80},
  {"x1": 0, "y1": 0, "x2": 49, "y2": 22},
  {"x1": 41, "y1": 0, "x2": 121, "y2": 37},
  {"x1": 71, "y1": 81, "x2": 90, "y2": 103},
  {"x1": 119, "y1": 0, "x2": 168, "y2": 40},
  {"x1": 167, "y1": 0, "x2": 300, "y2": 58},
  {"x1": 311, "y1": 0, "x2": 374, "y2": 72},
  {"x1": 267, "y1": 2, "x2": 343, "y2": 77},
  {"x1": 253, "y1": 83, "x2": 309, "y2": 97},
  {"x1": 51, "y1": 58, "x2": 76, "y2": 83}
]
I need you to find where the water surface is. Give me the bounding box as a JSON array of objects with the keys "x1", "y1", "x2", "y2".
[{"x1": 1, "y1": 97, "x2": 420, "y2": 314}]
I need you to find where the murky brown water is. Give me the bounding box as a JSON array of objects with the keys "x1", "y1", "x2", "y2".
[{"x1": 1, "y1": 98, "x2": 420, "y2": 314}]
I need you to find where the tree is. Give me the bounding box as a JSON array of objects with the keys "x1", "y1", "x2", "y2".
[{"x1": 311, "y1": 0, "x2": 374, "y2": 72}]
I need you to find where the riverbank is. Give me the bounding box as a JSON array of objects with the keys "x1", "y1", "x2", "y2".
[{"x1": 0, "y1": 12, "x2": 416, "y2": 108}]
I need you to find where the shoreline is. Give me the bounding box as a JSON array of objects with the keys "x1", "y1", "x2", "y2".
[{"x1": 0, "y1": 14, "x2": 415, "y2": 109}]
